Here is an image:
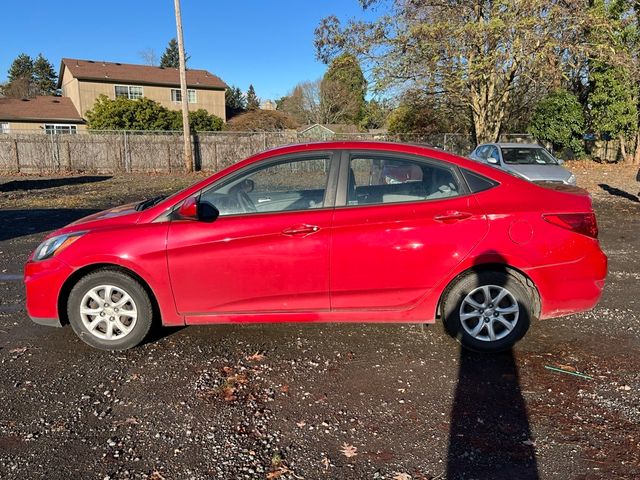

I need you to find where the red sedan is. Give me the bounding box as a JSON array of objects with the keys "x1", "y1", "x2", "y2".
[{"x1": 24, "y1": 142, "x2": 607, "y2": 352}]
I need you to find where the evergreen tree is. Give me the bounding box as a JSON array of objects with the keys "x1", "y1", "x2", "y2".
[
  {"x1": 160, "y1": 38, "x2": 183, "y2": 68},
  {"x1": 246, "y1": 84, "x2": 260, "y2": 110},
  {"x1": 5, "y1": 53, "x2": 35, "y2": 97},
  {"x1": 225, "y1": 85, "x2": 246, "y2": 119},
  {"x1": 321, "y1": 53, "x2": 366, "y2": 124},
  {"x1": 33, "y1": 54, "x2": 58, "y2": 95}
]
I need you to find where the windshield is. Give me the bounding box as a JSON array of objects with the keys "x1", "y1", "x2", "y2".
[{"x1": 500, "y1": 147, "x2": 558, "y2": 165}]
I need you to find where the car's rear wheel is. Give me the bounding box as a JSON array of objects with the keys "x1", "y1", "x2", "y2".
[
  {"x1": 442, "y1": 270, "x2": 532, "y2": 352},
  {"x1": 67, "y1": 269, "x2": 153, "y2": 350}
]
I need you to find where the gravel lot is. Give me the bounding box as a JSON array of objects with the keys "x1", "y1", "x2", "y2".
[{"x1": 0, "y1": 162, "x2": 639, "y2": 480}]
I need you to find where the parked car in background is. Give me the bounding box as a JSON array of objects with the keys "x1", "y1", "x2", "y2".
[
  {"x1": 469, "y1": 143, "x2": 577, "y2": 185},
  {"x1": 25, "y1": 141, "x2": 606, "y2": 353}
]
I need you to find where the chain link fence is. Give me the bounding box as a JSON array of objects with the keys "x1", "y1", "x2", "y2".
[{"x1": 0, "y1": 130, "x2": 535, "y2": 174}]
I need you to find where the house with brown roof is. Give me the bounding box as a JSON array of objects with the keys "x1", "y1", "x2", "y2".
[
  {"x1": 58, "y1": 58, "x2": 227, "y2": 121},
  {"x1": 0, "y1": 96, "x2": 85, "y2": 134}
]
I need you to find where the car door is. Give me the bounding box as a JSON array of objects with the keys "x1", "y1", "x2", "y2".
[
  {"x1": 330, "y1": 151, "x2": 488, "y2": 310},
  {"x1": 166, "y1": 152, "x2": 338, "y2": 317}
]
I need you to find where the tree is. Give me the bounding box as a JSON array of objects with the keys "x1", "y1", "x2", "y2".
[
  {"x1": 315, "y1": 1, "x2": 578, "y2": 144},
  {"x1": 279, "y1": 79, "x2": 367, "y2": 125},
  {"x1": 225, "y1": 85, "x2": 246, "y2": 119},
  {"x1": 4, "y1": 53, "x2": 34, "y2": 97},
  {"x1": 160, "y1": 38, "x2": 187, "y2": 68},
  {"x1": 226, "y1": 110, "x2": 299, "y2": 131},
  {"x1": 588, "y1": 65, "x2": 637, "y2": 158},
  {"x1": 322, "y1": 53, "x2": 366, "y2": 124},
  {"x1": 3, "y1": 53, "x2": 58, "y2": 98},
  {"x1": 528, "y1": 89, "x2": 585, "y2": 156},
  {"x1": 86, "y1": 95, "x2": 178, "y2": 130},
  {"x1": 32, "y1": 54, "x2": 57, "y2": 96},
  {"x1": 359, "y1": 99, "x2": 391, "y2": 130},
  {"x1": 246, "y1": 84, "x2": 260, "y2": 110},
  {"x1": 138, "y1": 48, "x2": 159, "y2": 66},
  {"x1": 186, "y1": 109, "x2": 224, "y2": 132}
]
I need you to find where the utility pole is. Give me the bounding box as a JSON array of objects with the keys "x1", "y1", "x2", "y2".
[{"x1": 174, "y1": 0, "x2": 193, "y2": 172}]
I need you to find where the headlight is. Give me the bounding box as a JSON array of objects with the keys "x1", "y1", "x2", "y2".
[
  {"x1": 567, "y1": 174, "x2": 577, "y2": 185},
  {"x1": 33, "y1": 232, "x2": 86, "y2": 261}
]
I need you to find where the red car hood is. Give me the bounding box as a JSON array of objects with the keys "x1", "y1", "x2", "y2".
[{"x1": 64, "y1": 202, "x2": 142, "y2": 230}]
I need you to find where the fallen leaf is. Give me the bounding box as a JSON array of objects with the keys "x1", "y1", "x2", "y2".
[
  {"x1": 340, "y1": 442, "x2": 358, "y2": 458},
  {"x1": 321, "y1": 456, "x2": 331, "y2": 471},
  {"x1": 393, "y1": 473, "x2": 412, "y2": 480},
  {"x1": 296, "y1": 420, "x2": 306, "y2": 428},
  {"x1": 246, "y1": 351, "x2": 265, "y2": 362},
  {"x1": 9, "y1": 347, "x2": 27, "y2": 354},
  {"x1": 149, "y1": 471, "x2": 166, "y2": 480},
  {"x1": 280, "y1": 384, "x2": 290, "y2": 394},
  {"x1": 223, "y1": 386, "x2": 237, "y2": 402}
]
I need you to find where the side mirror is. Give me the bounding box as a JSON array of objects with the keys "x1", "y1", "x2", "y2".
[
  {"x1": 177, "y1": 196, "x2": 199, "y2": 220},
  {"x1": 177, "y1": 197, "x2": 220, "y2": 223},
  {"x1": 197, "y1": 201, "x2": 219, "y2": 223},
  {"x1": 556, "y1": 158, "x2": 565, "y2": 165},
  {"x1": 487, "y1": 156, "x2": 499, "y2": 165}
]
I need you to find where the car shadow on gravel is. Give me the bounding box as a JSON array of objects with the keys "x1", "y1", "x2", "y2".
[
  {"x1": 0, "y1": 209, "x2": 99, "y2": 242},
  {"x1": 446, "y1": 349, "x2": 539, "y2": 479},
  {"x1": 598, "y1": 183, "x2": 639, "y2": 203},
  {"x1": 0, "y1": 176, "x2": 111, "y2": 192}
]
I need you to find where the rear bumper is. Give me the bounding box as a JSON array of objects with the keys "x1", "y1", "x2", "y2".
[
  {"x1": 526, "y1": 244, "x2": 608, "y2": 319},
  {"x1": 24, "y1": 257, "x2": 73, "y2": 323}
]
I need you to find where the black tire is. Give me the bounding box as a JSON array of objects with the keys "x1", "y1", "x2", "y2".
[
  {"x1": 442, "y1": 270, "x2": 532, "y2": 352},
  {"x1": 67, "y1": 269, "x2": 153, "y2": 351}
]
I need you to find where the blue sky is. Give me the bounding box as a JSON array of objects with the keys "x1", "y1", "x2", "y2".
[{"x1": 0, "y1": 0, "x2": 380, "y2": 101}]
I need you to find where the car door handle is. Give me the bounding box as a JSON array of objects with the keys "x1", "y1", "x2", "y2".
[
  {"x1": 257, "y1": 197, "x2": 271, "y2": 203},
  {"x1": 434, "y1": 211, "x2": 472, "y2": 223},
  {"x1": 281, "y1": 224, "x2": 320, "y2": 236}
]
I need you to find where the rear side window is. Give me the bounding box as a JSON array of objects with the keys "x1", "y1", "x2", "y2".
[
  {"x1": 461, "y1": 169, "x2": 498, "y2": 193},
  {"x1": 347, "y1": 156, "x2": 460, "y2": 206}
]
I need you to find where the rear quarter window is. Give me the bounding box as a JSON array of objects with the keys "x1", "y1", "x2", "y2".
[{"x1": 461, "y1": 169, "x2": 498, "y2": 193}]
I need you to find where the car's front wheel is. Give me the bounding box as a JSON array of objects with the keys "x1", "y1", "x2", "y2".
[
  {"x1": 442, "y1": 270, "x2": 533, "y2": 352},
  {"x1": 67, "y1": 269, "x2": 153, "y2": 350}
]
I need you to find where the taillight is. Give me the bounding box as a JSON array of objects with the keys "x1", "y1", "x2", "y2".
[{"x1": 543, "y1": 213, "x2": 599, "y2": 238}]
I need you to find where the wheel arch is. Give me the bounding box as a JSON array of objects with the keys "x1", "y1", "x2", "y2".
[
  {"x1": 57, "y1": 263, "x2": 161, "y2": 327},
  {"x1": 436, "y1": 262, "x2": 541, "y2": 320}
]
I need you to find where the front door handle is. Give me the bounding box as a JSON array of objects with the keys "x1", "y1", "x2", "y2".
[
  {"x1": 434, "y1": 211, "x2": 472, "y2": 223},
  {"x1": 281, "y1": 224, "x2": 320, "y2": 236}
]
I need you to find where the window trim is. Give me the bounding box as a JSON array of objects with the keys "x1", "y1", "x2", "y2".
[
  {"x1": 114, "y1": 84, "x2": 144, "y2": 99},
  {"x1": 44, "y1": 124, "x2": 77, "y2": 135},
  {"x1": 334, "y1": 150, "x2": 470, "y2": 208},
  {"x1": 171, "y1": 88, "x2": 197, "y2": 103}
]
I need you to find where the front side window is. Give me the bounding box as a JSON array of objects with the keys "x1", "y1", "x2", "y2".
[
  {"x1": 347, "y1": 156, "x2": 460, "y2": 206},
  {"x1": 0, "y1": 122, "x2": 8, "y2": 134},
  {"x1": 115, "y1": 85, "x2": 143, "y2": 99},
  {"x1": 201, "y1": 156, "x2": 331, "y2": 216},
  {"x1": 44, "y1": 124, "x2": 77, "y2": 135},
  {"x1": 171, "y1": 89, "x2": 197, "y2": 103}
]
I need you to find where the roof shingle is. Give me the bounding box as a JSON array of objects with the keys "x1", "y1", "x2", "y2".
[
  {"x1": 60, "y1": 58, "x2": 227, "y2": 90},
  {"x1": 0, "y1": 96, "x2": 83, "y2": 122}
]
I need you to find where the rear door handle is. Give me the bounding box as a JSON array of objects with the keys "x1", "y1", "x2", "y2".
[
  {"x1": 434, "y1": 211, "x2": 472, "y2": 223},
  {"x1": 281, "y1": 224, "x2": 320, "y2": 236}
]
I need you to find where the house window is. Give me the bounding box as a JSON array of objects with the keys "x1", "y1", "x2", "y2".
[
  {"x1": 115, "y1": 85, "x2": 143, "y2": 99},
  {"x1": 44, "y1": 124, "x2": 77, "y2": 135},
  {"x1": 171, "y1": 88, "x2": 197, "y2": 103},
  {"x1": 0, "y1": 122, "x2": 8, "y2": 134}
]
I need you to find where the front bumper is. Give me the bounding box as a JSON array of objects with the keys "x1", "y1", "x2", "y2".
[{"x1": 24, "y1": 257, "x2": 73, "y2": 324}]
